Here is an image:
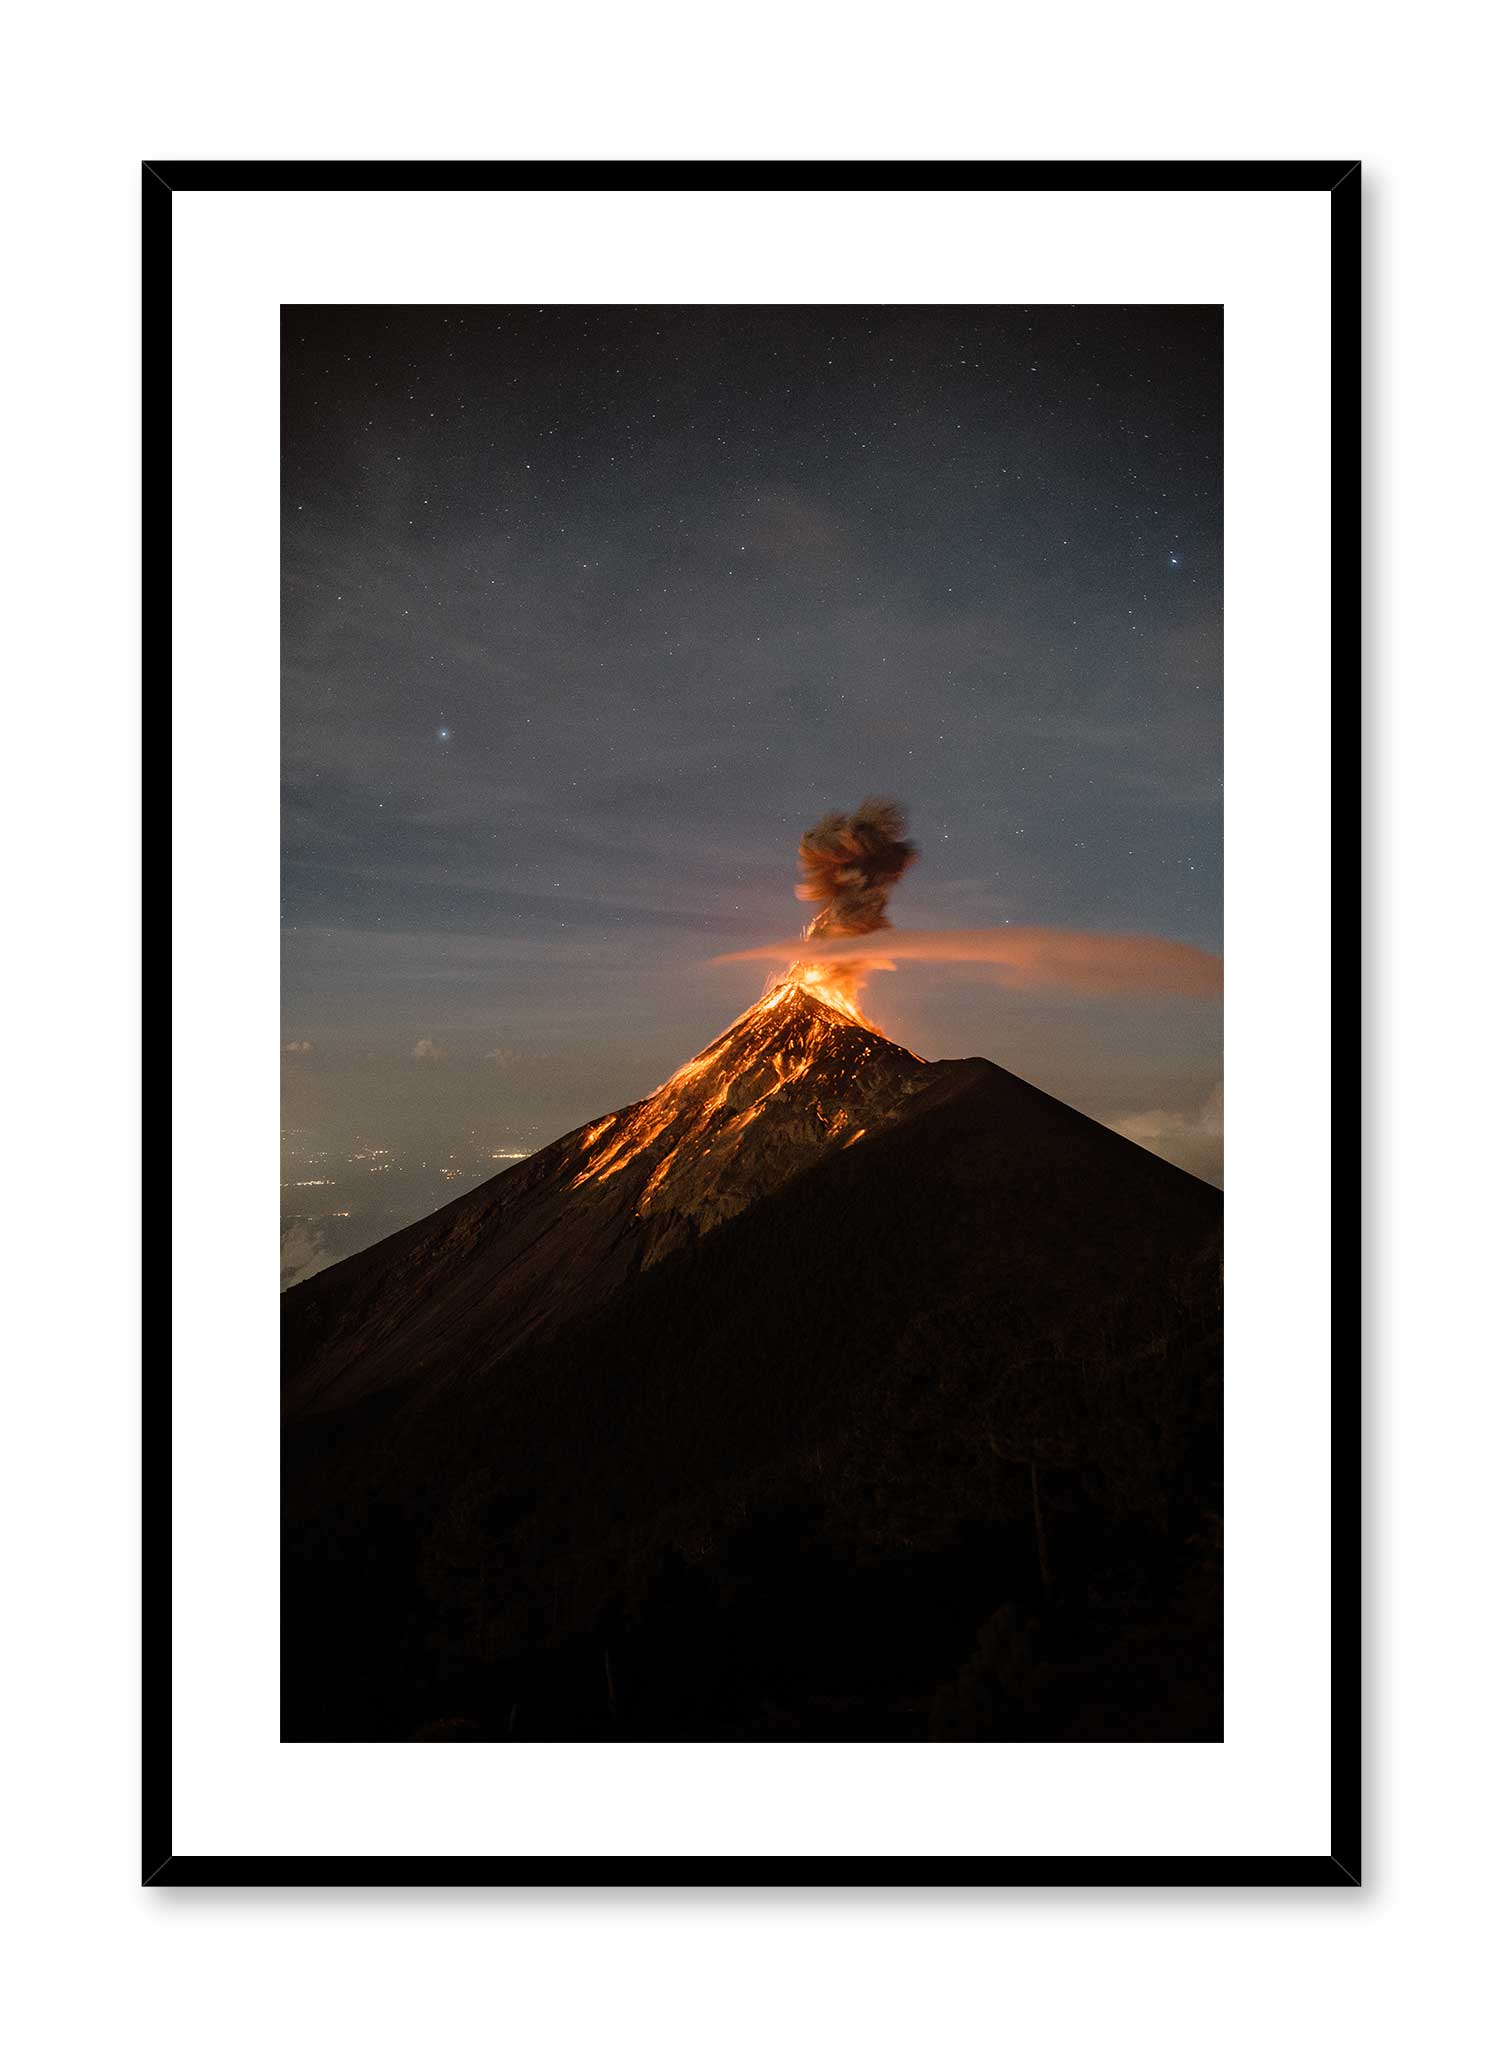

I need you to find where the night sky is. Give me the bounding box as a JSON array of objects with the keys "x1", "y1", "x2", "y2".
[{"x1": 282, "y1": 305, "x2": 1221, "y2": 1279}]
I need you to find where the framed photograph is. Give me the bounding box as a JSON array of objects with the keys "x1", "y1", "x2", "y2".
[{"x1": 151, "y1": 159, "x2": 1357, "y2": 1884}]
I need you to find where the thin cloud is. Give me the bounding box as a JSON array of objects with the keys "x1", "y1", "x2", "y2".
[
  {"x1": 282, "y1": 1040, "x2": 315, "y2": 1055},
  {"x1": 411, "y1": 1038, "x2": 444, "y2": 1061},
  {"x1": 716, "y1": 927, "x2": 1222, "y2": 998}
]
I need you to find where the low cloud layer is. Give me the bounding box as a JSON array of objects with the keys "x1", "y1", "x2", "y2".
[
  {"x1": 718, "y1": 927, "x2": 1222, "y2": 998},
  {"x1": 281, "y1": 1218, "x2": 338, "y2": 1290},
  {"x1": 1112, "y1": 1081, "x2": 1223, "y2": 1186}
]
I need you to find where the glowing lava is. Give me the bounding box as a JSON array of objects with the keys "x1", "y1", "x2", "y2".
[
  {"x1": 567, "y1": 972, "x2": 922, "y2": 1229},
  {"x1": 773, "y1": 956, "x2": 878, "y2": 1027}
]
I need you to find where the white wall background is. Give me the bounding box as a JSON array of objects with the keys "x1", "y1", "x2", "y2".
[{"x1": 0, "y1": 4, "x2": 1494, "y2": 2044}]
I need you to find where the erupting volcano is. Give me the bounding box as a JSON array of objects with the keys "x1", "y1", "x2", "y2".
[
  {"x1": 283, "y1": 803, "x2": 1223, "y2": 1744},
  {"x1": 570, "y1": 971, "x2": 924, "y2": 1207},
  {"x1": 284, "y1": 802, "x2": 937, "y2": 1414},
  {"x1": 283, "y1": 968, "x2": 940, "y2": 1416}
]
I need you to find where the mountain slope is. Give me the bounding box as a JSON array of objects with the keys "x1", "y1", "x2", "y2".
[{"x1": 283, "y1": 982, "x2": 939, "y2": 1416}]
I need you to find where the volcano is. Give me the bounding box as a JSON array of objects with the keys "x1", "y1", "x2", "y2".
[
  {"x1": 284, "y1": 976, "x2": 934, "y2": 1416},
  {"x1": 283, "y1": 976, "x2": 1223, "y2": 1742}
]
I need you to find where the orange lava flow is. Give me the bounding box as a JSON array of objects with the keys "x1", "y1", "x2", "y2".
[{"x1": 567, "y1": 967, "x2": 888, "y2": 1202}]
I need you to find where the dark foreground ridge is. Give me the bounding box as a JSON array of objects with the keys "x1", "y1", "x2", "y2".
[{"x1": 283, "y1": 985, "x2": 1222, "y2": 1742}]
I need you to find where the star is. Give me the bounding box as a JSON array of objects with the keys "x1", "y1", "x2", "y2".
[{"x1": 436, "y1": 727, "x2": 451, "y2": 741}]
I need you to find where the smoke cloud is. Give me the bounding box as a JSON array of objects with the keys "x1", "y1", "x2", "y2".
[
  {"x1": 751, "y1": 800, "x2": 1218, "y2": 1007},
  {"x1": 722, "y1": 926, "x2": 1222, "y2": 998},
  {"x1": 796, "y1": 797, "x2": 918, "y2": 939}
]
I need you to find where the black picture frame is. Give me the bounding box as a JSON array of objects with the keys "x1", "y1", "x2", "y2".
[{"x1": 146, "y1": 157, "x2": 1359, "y2": 1888}]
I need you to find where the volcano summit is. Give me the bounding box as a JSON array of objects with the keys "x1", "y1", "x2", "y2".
[{"x1": 283, "y1": 976, "x2": 1223, "y2": 1742}]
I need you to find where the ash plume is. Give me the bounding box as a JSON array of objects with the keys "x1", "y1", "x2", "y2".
[
  {"x1": 796, "y1": 798, "x2": 918, "y2": 940},
  {"x1": 734, "y1": 800, "x2": 1219, "y2": 1017}
]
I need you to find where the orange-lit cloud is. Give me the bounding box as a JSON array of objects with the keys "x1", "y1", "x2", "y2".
[{"x1": 716, "y1": 927, "x2": 1222, "y2": 998}]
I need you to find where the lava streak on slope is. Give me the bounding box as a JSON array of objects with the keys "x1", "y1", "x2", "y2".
[{"x1": 568, "y1": 971, "x2": 927, "y2": 1236}]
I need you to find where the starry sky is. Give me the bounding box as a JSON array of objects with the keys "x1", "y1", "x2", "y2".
[{"x1": 283, "y1": 303, "x2": 1222, "y2": 1242}]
